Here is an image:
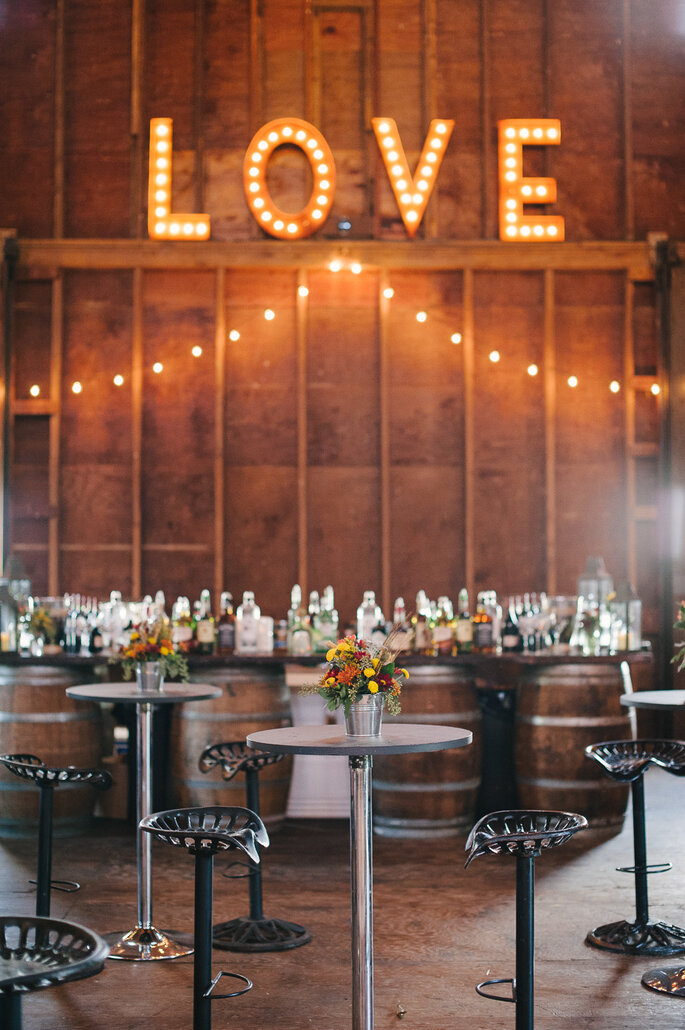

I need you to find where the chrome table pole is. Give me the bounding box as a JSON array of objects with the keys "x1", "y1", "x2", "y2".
[
  {"x1": 107, "y1": 701, "x2": 193, "y2": 961},
  {"x1": 350, "y1": 755, "x2": 374, "y2": 1030}
]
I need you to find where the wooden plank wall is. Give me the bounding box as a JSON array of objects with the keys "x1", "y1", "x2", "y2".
[{"x1": 1, "y1": 0, "x2": 682, "y2": 636}]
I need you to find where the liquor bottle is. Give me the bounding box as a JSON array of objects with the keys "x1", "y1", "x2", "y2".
[
  {"x1": 307, "y1": 590, "x2": 323, "y2": 652},
  {"x1": 412, "y1": 589, "x2": 433, "y2": 653},
  {"x1": 472, "y1": 592, "x2": 495, "y2": 653},
  {"x1": 370, "y1": 615, "x2": 387, "y2": 648},
  {"x1": 235, "y1": 590, "x2": 261, "y2": 654},
  {"x1": 432, "y1": 596, "x2": 455, "y2": 655},
  {"x1": 455, "y1": 588, "x2": 473, "y2": 654},
  {"x1": 153, "y1": 590, "x2": 171, "y2": 635},
  {"x1": 0, "y1": 579, "x2": 18, "y2": 652},
  {"x1": 483, "y1": 590, "x2": 503, "y2": 649},
  {"x1": 88, "y1": 603, "x2": 104, "y2": 654},
  {"x1": 286, "y1": 584, "x2": 302, "y2": 653},
  {"x1": 195, "y1": 588, "x2": 216, "y2": 655},
  {"x1": 290, "y1": 603, "x2": 313, "y2": 655},
  {"x1": 392, "y1": 597, "x2": 412, "y2": 651},
  {"x1": 357, "y1": 590, "x2": 382, "y2": 643},
  {"x1": 315, "y1": 585, "x2": 339, "y2": 651},
  {"x1": 501, "y1": 597, "x2": 523, "y2": 652},
  {"x1": 172, "y1": 596, "x2": 195, "y2": 647},
  {"x1": 217, "y1": 591, "x2": 236, "y2": 654}
]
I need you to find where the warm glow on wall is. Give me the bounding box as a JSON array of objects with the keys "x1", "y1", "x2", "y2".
[
  {"x1": 372, "y1": 117, "x2": 454, "y2": 237},
  {"x1": 498, "y1": 119, "x2": 564, "y2": 242},
  {"x1": 243, "y1": 117, "x2": 336, "y2": 240},
  {"x1": 147, "y1": 118, "x2": 211, "y2": 241}
]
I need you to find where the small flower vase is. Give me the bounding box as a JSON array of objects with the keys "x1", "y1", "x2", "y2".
[
  {"x1": 135, "y1": 661, "x2": 164, "y2": 693},
  {"x1": 344, "y1": 693, "x2": 384, "y2": 737}
]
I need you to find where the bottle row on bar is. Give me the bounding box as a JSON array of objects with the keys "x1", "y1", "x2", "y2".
[{"x1": 3, "y1": 576, "x2": 643, "y2": 658}]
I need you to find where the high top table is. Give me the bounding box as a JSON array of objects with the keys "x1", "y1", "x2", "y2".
[
  {"x1": 67, "y1": 681, "x2": 221, "y2": 961},
  {"x1": 247, "y1": 723, "x2": 473, "y2": 1030},
  {"x1": 620, "y1": 689, "x2": 685, "y2": 996}
]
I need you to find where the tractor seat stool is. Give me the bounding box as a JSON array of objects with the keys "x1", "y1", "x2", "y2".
[
  {"x1": 199, "y1": 740, "x2": 311, "y2": 951},
  {"x1": 585, "y1": 739, "x2": 685, "y2": 955},
  {"x1": 465, "y1": 809, "x2": 588, "y2": 1030},
  {"x1": 0, "y1": 914, "x2": 109, "y2": 1030},
  {"x1": 140, "y1": 805, "x2": 269, "y2": 1030},
  {"x1": 0, "y1": 754, "x2": 112, "y2": 917}
]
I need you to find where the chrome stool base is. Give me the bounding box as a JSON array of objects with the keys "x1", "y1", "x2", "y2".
[
  {"x1": 586, "y1": 918, "x2": 685, "y2": 956},
  {"x1": 105, "y1": 924, "x2": 193, "y2": 961},
  {"x1": 641, "y1": 965, "x2": 685, "y2": 996},
  {"x1": 213, "y1": 914, "x2": 311, "y2": 952}
]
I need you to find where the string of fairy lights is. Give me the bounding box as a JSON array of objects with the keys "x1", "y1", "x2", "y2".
[{"x1": 24, "y1": 264, "x2": 660, "y2": 399}]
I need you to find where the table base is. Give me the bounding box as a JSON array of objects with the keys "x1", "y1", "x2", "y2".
[
  {"x1": 105, "y1": 924, "x2": 194, "y2": 961},
  {"x1": 212, "y1": 915, "x2": 312, "y2": 952},
  {"x1": 642, "y1": 965, "x2": 685, "y2": 996},
  {"x1": 586, "y1": 918, "x2": 685, "y2": 956}
]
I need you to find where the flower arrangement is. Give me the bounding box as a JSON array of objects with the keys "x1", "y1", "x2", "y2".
[
  {"x1": 673, "y1": 602, "x2": 685, "y2": 671},
  {"x1": 110, "y1": 620, "x2": 189, "y2": 682},
  {"x1": 300, "y1": 630, "x2": 409, "y2": 717},
  {"x1": 29, "y1": 607, "x2": 57, "y2": 645}
]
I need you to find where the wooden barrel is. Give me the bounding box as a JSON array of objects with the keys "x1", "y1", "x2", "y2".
[
  {"x1": 372, "y1": 665, "x2": 482, "y2": 838},
  {"x1": 170, "y1": 664, "x2": 293, "y2": 831},
  {"x1": 0, "y1": 665, "x2": 104, "y2": 838},
  {"x1": 514, "y1": 663, "x2": 636, "y2": 827}
]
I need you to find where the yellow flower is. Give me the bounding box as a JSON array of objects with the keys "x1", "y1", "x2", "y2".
[
  {"x1": 363, "y1": 668, "x2": 374, "y2": 678},
  {"x1": 130, "y1": 632, "x2": 139, "y2": 641},
  {"x1": 368, "y1": 680, "x2": 379, "y2": 693},
  {"x1": 160, "y1": 647, "x2": 170, "y2": 656},
  {"x1": 326, "y1": 647, "x2": 336, "y2": 661},
  {"x1": 399, "y1": 667, "x2": 409, "y2": 678},
  {"x1": 371, "y1": 657, "x2": 379, "y2": 669}
]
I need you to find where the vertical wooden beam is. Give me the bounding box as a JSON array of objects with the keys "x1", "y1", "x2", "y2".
[
  {"x1": 621, "y1": 0, "x2": 635, "y2": 240},
  {"x1": 624, "y1": 276, "x2": 637, "y2": 585},
  {"x1": 421, "y1": 0, "x2": 439, "y2": 239},
  {"x1": 361, "y1": 3, "x2": 376, "y2": 234},
  {"x1": 193, "y1": 0, "x2": 206, "y2": 214},
  {"x1": 463, "y1": 269, "x2": 475, "y2": 601},
  {"x1": 296, "y1": 270, "x2": 309, "y2": 594},
  {"x1": 305, "y1": 2, "x2": 321, "y2": 128},
  {"x1": 479, "y1": 0, "x2": 493, "y2": 239},
  {"x1": 53, "y1": 0, "x2": 65, "y2": 239},
  {"x1": 130, "y1": 0, "x2": 146, "y2": 237},
  {"x1": 543, "y1": 269, "x2": 557, "y2": 594},
  {"x1": 214, "y1": 268, "x2": 226, "y2": 608},
  {"x1": 379, "y1": 271, "x2": 391, "y2": 618},
  {"x1": 249, "y1": 0, "x2": 265, "y2": 132},
  {"x1": 131, "y1": 268, "x2": 143, "y2": 597},
  {"x1": 48, "y1": 276, "x2": 63, "y2": 595},
  {"x1": 1, "y1": 236, "x2": 19, "y2": 574}
]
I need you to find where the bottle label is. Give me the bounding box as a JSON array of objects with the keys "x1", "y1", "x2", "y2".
[
  {"x1": 218, "y1": 623, "x2": 235, "y2": 650},
  {"x1": 473, "y1": 623, "x2": 493, "y2": 648},
  {"x1": 196, "y1": 621, "x2": 215, "y2": 644}
]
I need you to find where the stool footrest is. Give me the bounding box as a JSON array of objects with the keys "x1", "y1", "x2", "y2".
[
  {"x1": 586, "y1": 919, "x2": 685, "y2": 956},
  {"x1": 615, "y1": 862, "x2": 672, "y2": 875},
  {"x1": 28, "y1": 878, "x2": 80, "y2": 894},
  {"x1": 203, "y1": 969, "x2": 253, "y2": 1000},
  {"x1": 213, "y1": 915, "x2": 312, "y2": 953},
  {"x1": 475, "y1": 977, "x2": 516, "y2": 1003},
  {"x1": 220, "y1": 860, "x2": 253, "y2": 880}
]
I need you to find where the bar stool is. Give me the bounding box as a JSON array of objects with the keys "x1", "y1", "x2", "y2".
[
  {"x1": 140, "y1": 805, "x2": 268, "y2": 1030},
  {"x1": 199, "y1": 740, "x2": 311, "y2": 951},
  {"x1": 0, "y1": 754, "x2": 112, "y2": 917},
  {"x1": 465, "y1": 809, "x2": 588, "y2": 1030},
  {"x1": 0, "y1": 914, "x2": 109, "y2": 1030},
  {"x1": 585, "y1": 739, "x2": 685, "y2": 954}
]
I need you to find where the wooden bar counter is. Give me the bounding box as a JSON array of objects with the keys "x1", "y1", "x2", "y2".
[{"x1": 0, "y1": 649, "x2": 653, "y2": 836}]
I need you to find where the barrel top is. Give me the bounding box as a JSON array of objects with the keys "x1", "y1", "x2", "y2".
[
  {"x1": 67, "y1": 683, "x2": 222, "y2": 705},
  {"x1": 620, "y1": 690, "x2": 685, "y2": 711},
  {"x1": 247, "y1": 723, "x2": 472, "y2": 756}
]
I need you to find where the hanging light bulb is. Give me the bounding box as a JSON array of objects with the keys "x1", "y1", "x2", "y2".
[
  {"x1": 113, "y1": 374, "x2": 124, "y2": 386},
  {"x1": 29, "y1": 384, "x2": 40, "y2": 397},
  {"x1": 264, "y1": 308, "x2": 275, "y2": 321},
  {"x1": 383, "y1": 287, "x2": 394, "y2": 299},
  {"x1": 568, "y1": 375, "x2": 578, "y2": 388},
  {"x1": 451, "y1": 333, "x2": 462, "y2": 344},
  {"x1": 298, "y1": 285, "x2": 309, "y2": 297},
  {"x1": 609, "y1": 380, "x2": 620, "y2": 393},
  {"x1": 489, "y1": 350, "x2": 501, "y2": 363},
  {"x1": 527, "y1": 364, "x2": 538, "y2": 376},
  {"x1": 71, "y1": 381, "x2": 82, "y2": 394},
  {"x1": 416, "y1": 311, "x2": 427, "y2": 323},
  {"x1": 191, "y1": 345, "x2": 203, "y2": 357},
  {"x1": 153, "y1": 362, "x2": 163, "y2": 374},
  {"x1": 651, "y1": 383, "x2": 661, "y2": 395},
  {"x1": 229, "y1": 329, "x2": 240, "y2": 342}
]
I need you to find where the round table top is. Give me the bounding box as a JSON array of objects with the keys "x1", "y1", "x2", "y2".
[
  {"x1": 66, "y1": 682, "x2": 222, "y2": 705},
  {"x1": 621, "y1": 689, "x2": 685, "y2": 711},
  {"x1": 247, "y1": 723, "x2": 473, "y2": 757}
]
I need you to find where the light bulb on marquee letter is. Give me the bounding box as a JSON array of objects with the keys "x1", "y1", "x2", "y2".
[
  {"x1": 498, "y1": 118, "x2": 564, "y2": 241},
  {"x1": 372, "y1": 117, "x2": 454, "y2": 238},
  {"x1": 243, "y1": 118, "x2": 336, "y2": 240},
  {"x1": 147, "y1": 118, "x2": 211, "y2": 240}
]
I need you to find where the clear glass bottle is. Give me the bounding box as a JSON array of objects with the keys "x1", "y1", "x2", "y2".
[
  {"x1": 315, "y1": 585, "x2": 339, "y2": 651},
  {"x1": 286, "y1": 584, "x2": 302, "y2": 653},
  {"x1": 0, "y1": 579, "x2": 18, "y2": 652},
  {"x1": 357, "y1": 590, "x2": 382, "y2": 643},
  {"x1": 455, "y1": 588, "x2": 473, "y2": 654},
  {"x1": 236, "y1": 590, "x2": 261, "y2": 654},
  {"x1": 432, "y1": 596, "x2": 455, "y2": 655}
]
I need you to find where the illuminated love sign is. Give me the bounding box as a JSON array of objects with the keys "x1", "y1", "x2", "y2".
[{"x1": 148, "y1": 116, "x2": 564, "y2": 243}]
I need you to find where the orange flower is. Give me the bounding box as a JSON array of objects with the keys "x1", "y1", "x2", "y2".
[{"x1": 337, "y1": 664, "x2": 357, "y2": 685}]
